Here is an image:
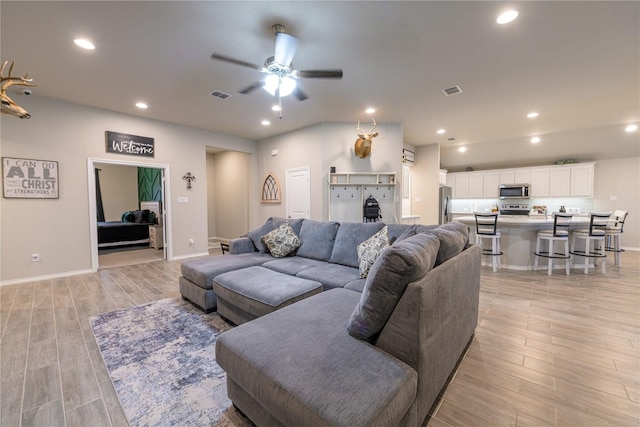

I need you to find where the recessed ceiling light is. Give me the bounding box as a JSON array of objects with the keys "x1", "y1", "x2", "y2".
[
  {"x1": 437, "y1": 129, "x2": 446, "y2": 134},
  {"x1": 625, "y1": 124, "x2": 638, "y2": 132},
  {"x1": 531, "y1": 136, "x2": 541, "y2": 143},
  {"x1": 74, "y1": 38, "x2": 95, "y2": 50},
  {"x1": 135, "y1": 102, "x2": 148, "y2": 109},
  {"x1": 497, "y1": 10, "x2": 518, "y2": 24},
  {"x1": 365, "y1": 107, "x2": 376, "y2": 114},
  {"x1": 458, "y1": 147, "x2": 467, "y2": 153},
  {"x1": 272, "y1": 105, "x2": 281, "y2": 112},
  {"x1": 261, "y1": 120, "x2": 271, "y2": 126},
  {"x1": 527, "y1": 112, "x2": 539, "y2": 119}
]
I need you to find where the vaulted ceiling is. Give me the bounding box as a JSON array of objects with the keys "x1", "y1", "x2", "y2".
[{"x1": 2, "y1": 1, "x2": 638, "y2": 171}]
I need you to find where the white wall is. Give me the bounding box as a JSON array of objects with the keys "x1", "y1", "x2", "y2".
[
  {"x1": 592, "y1": 157, "x2": 639, "y2": 250},
  {"x1": 1, "y1": 96, "x2": 258, "y2": 283},
  {"x1": 257, "y1": 122, "x2": 404, "y2": 223},
  {"x1": 97, "y1": 163, "x2": 138, "y2": 221},
  {"x1": 411, "y1": 144, "x2": 441, "y2": 224}
]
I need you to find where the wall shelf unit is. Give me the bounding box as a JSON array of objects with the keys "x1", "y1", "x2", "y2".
[{"x1": 328, "y1": 172, "x2": 397, "y2": 223}]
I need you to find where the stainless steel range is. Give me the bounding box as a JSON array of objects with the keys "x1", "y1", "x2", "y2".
[{"x1": 500, "y1": 203, "x2": 530, "y2": 216}]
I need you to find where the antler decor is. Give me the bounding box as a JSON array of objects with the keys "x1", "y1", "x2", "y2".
[
  {"x1": 1, "y1": 61, "x2": 37, "y2": 119},
  {"x1": 354, "y1": 118, "x2": 379, "y2": 158}
]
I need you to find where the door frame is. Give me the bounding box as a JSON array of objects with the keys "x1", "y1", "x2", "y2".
[{"x1": 87, "y1": 157, "x2": 172, "y2": 271}]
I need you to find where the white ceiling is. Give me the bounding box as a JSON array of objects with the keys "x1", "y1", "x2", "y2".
[{"x1": 2, "y1": 1, "x2": 638, "y2": 171}]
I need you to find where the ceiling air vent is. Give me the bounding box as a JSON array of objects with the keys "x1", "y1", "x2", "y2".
[
  {"x1": 442, "y1": 85, "x2": 462, "y2": 96},
  {"x1": 210, "y1": 90, "x2": 231, "y2": 100}
]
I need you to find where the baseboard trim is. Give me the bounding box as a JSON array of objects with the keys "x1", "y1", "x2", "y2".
[
  {"x1": 0, "y1": 268, "x2": 95, "y2": 287},
  {"x1": 170, "y1": 252, "x2": 210, "y2": 262}
]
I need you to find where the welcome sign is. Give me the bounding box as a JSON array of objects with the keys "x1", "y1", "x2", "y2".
[
  {"x1": 3, "y1": 157, "x2": 59, "y2": 199},
  {"x1": 105, "y1": 131, "x2": 155, "y2": 157}
]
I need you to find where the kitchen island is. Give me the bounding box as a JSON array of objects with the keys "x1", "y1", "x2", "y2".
[{"x1": 455, "y1": 215, "x2": 594, "y2": 271}]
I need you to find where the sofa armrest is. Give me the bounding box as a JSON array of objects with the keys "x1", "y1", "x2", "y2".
[
  {"x1": 375, "y1": 244, "x2": 481, "y2": 422},
  {"x1": 229, "y1": 237, "x2": 257, "y2": 254}
]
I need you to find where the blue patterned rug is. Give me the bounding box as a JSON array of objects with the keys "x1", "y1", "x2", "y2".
[{"x1": 90, "y1": 298, "x2": 252, "y2": 427}]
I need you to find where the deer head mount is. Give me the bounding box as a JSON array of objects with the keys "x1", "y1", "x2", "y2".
[
  {"x1": 1, "y1": 61, "x2": 37, "y2": 119},
  {"x1": 354, "y1": 118, "x2": 379, "y2": 158}
]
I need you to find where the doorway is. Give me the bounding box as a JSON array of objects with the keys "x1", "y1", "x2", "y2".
[{"x1": 87, "y1": 158, "x2": 171, "y2": 271}]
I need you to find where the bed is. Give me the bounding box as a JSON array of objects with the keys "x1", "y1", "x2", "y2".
[{"x1": 98, "y1": 201, "x2": 162, "y2": 248}]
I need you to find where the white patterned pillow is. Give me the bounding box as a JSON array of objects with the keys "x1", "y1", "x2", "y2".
[
  {"x1": 262, "y1": 222, "x2": 302, "y2": 258},
  {"x1": 357, "y1": 226, "x2": 389, "y2": 278}
]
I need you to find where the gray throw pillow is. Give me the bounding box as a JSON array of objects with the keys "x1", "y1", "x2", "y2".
[
  {"x1": 348, "y1": 233, "x2": 440, "y2": 340},
  {"x1": 430, "y1": 221, "x2": 469, "y2": 266},
  {"x1": 296, "y1": 219, "x2": 340, "y2": 261},
  {"x1": 357, "y1": 226, "x2": 389, "y2": 278},
  {"x1": 262, "y1": 222, "x2": 301, "y2": 258},
  {"x1": 246, "y1": 220, "x2": 277, "y2": 253},
  {"x1": 330, "y1": 222, "x2": 385, "y2": 268}
]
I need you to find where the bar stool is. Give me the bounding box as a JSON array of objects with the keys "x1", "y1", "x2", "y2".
[
  {"x1": 605, "y1": 210, "x2": 628, "y2": 267},
  {"x1": 534, "y1": 213, "x2": 572, "y2": 275},
  {"x1": 570, "y1": 211, "x2": 611, "y2": 274},
  {"x1": 474, "y1": 213, "x2": 502, "y2": 272}
]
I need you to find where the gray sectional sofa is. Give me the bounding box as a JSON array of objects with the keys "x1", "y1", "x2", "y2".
[{"x1": 179, "y1": 218, "x2": 481, "y2": 426}]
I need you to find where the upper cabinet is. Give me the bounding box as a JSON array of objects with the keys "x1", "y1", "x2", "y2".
[{"x1": 447, "y1": 162, "x2": 594, "y2": 199}]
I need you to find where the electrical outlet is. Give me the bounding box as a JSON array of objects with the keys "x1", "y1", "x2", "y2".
[
  {"x1": 188, "y1": 238, "x2": 194, "y2": 246},
  {"x1": 31, "y1": 253, "x2": 40, "y2": 262}
]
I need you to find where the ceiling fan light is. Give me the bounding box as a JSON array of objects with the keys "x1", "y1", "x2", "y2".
[
  {"x1": 279, "y1": 76, "x2": 296, "y2": 97},
  {"x1": 263, "y1": 74, "x2": 279, "y2": 96}
]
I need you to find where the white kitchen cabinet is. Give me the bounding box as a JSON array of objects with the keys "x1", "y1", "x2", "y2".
[
  {"x1": 570, "y1": 163, "x2": 594, "y2": 196},
  {"x1": 468, "y1": 173, "x2": 484, "y2": 198},
  {"x1": 514, "y1": 169, "x2": 531, "y2": 184},
  {"x1": 439, "y1": 169, "x2": 447, "y2": 186},
  {"x1": 549, "y1": 167, "x2": 571, "y2": 196},
  {"x1": 483, "y1": 172, "x2": 500, "y2": 198},
  {"x1": 452, "y1": 174, "x2": 469, "y2": 198},
  {"x1": 499, "y1": 170, "x2": 515, "y2": 185},
  {"x1": 530, "y1": 168, "x2": 550, "y2": 197}
]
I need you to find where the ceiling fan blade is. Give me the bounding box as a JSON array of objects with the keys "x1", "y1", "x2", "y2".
[
  {"x1": 211, "y1": 53, "x2": 261, "y2": 70},
  {"x1": 297, "y1": 69, "x2": 343, "y2": 79},
  {"x1": 238, "y1": 80, "x2": 264, "y2": 94},
  {"x1": 274, "y1": 32, "x2": 299, "y2": 66},
  {"x1": 292, "y1": 86, "x2": 308, "y2": 101}
]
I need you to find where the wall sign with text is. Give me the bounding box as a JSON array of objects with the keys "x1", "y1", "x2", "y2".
[
  {"x1": 105, "y1": 131, "x2": 155, "y2": 157},
  {"x1": 2, "y1": 157, "x2": 59, "y2": 199}
]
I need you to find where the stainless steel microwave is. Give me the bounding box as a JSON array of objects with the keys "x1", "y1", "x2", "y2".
[{"x1": 499, "y1": 184, "x2": 530, "y2": 199}]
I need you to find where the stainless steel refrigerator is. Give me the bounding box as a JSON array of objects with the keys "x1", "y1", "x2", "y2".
[{"x1": 439, "y1": 186, "x2": 452, "y2": 224}]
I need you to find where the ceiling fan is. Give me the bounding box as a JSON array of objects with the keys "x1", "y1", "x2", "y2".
[{"x1": 211, "y1": 24, "x2": 343, "y2": 115}]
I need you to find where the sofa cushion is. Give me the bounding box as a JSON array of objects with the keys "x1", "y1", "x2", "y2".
[
  {"x1": 344, "y1": 279, "x2": 366, "y2": 293},
  {"x1": 348, "y1": 233, "x2": 440, "y2": 340},
  {"x1": 296, "y1": 219, "x2": 340, "y2": 261},
  {"x1": 329, "y1": 222, "x2": 385, "y2": 268},
  {"x1": 262, "y1": 222, "x2": 301, "y2": 258},
  {"x1": 357, "y1": 226, "x2": 389, "y2": 278},
  {"x1": 270, "y1": 217, "x2": 304, "y2": 237},
  {"x1": 429, "y1": 221, "x2": 469, "y2": 266},
  {"x1": 216, "y1": 289, "x2": 418, "y2": 427},
  {"x1": 296, "y1": 263, "x2": 360, "y2": 290},
  {"x1": 247, "y1": 220, "x2": 277, "y2": 254},
  {"x1": 262, "y1": 257, "x2": 328, "y2": 276}
]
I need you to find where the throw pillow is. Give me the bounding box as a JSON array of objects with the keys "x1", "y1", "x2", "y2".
[
  {"x1": 262, "y1": 222, "x2": 301, "y2": 258},
  {"x1": 357, "y1": 226, "x2": 389, "y2": 278},
  {"x1": 429, "y1": 221, "x2": 469, "y2": 266},
  {"x1": 348, "y1": 233, "x2": 440, "y2": 341},
  {"x1": 247, "y1": 220, "x2": 277, "y2": 253}
]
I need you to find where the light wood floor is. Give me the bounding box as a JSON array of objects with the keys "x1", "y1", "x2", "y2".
[{"x1": 1, "y1": 250, "x2": 638, "y2": 426}]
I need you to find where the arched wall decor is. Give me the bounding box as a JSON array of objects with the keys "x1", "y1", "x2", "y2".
[{"x1": 261, "y1": 172, "x2": 281, "y2": 203}]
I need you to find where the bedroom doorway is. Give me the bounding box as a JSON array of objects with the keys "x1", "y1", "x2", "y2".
[{"x1": 87, "y1": 158, "x2": 171, "y2": 271}]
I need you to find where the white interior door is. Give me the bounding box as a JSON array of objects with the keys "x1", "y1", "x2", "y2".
[{"x1": 286, "y1": 166, "x2": 310, "y2": 219}]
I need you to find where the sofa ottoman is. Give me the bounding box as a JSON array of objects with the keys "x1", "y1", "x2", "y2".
[
  {"x1": 179, "y1": 253, "x2": 273, "y2": 312},
  {"x1": 213, "y1": 266, "x2": 323, "y2": 325}
]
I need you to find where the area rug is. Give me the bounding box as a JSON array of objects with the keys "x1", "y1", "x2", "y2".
[{"x1": 90, "y1": 298, "x2": 252, "y2": 427}]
